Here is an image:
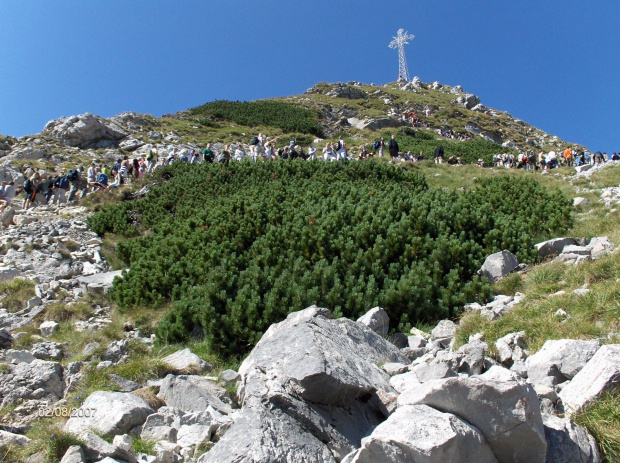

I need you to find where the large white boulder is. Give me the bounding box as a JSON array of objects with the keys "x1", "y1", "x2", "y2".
[
  {"x1": 398, "y1": 376, "x2": 547, "y2": 462},
  {"x1": 525, "y1": 339, "x2": 600, "y2": 385},
  {"x1": 341, "y1": 404, "x2": 497, "y2": 463},
  {"x1": 0, "y1": 359, "x2": 64, "y2": 407},
  {"x1": 559, "y1": 344, "x2": 620, "y2": 415},
  {"x1": 43, "y1": 113, "x2": 127, "y2": 149},
  {"x1": 64, "y1": 391, "x2": 154, "y2": 436}
]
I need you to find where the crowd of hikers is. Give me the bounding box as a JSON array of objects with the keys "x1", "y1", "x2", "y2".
[{"x1": 1, "y1": 133, "x2": 618, "y2": 211}]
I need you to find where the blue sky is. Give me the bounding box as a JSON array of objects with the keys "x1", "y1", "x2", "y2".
[{"x1": 1, "y1": 1, "x2": 619, "y2": 152}]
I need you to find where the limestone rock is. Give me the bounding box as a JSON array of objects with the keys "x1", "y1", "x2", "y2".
[
  {"x1": 478, "y1": 250, "x2": 519, "y2": 283},
  {"x1": 398, "y1": 376, "x2": 547, "y2": 462},
  {"x1": 535, "y1": 238, "x2": 577, "y2": 259},
  {"x1": 0, "y1": 359, "x2": 64, "y2": 407},
  {"x1": 543, "y1": 414, "x2": 601, "y2": 463},
  {"x1": 77, "y1": 269, "x2": 125, "y2": 294},
  {"x1": 0, "y1": 329, "x2": 14, "y2": 348},
  {"x1": 341, "y1": 404, "x2": 497, "y2": 463},
  {"x1": 559, "y1": 344, "x2": 620, "y2": 415},
  {"x1": 197, "y1": 401, "x2": 337, "y2": 463},
  {"x1": 525, "y1": 339, "x2": 600, "y2": 385},
  {"x1": 161, "y1": 348, "x2": 212, "y2": 373},
  {"x1": 39, "y1": 320, "x2": 59, "y2": 337},
  {"x1": 430, "y1": 319, "x2": 457, "y2": 341},
  {"x1": 355, "y1": 307, "x2": 389, "y2": 336},
  {"x1": 43, "y1": 113, "x2": 128, "y2": 149},
  {"x1": 157, "y1": 374, "x2": 232, "y2": 415},
  {"x1": 64, "y1": 391, "x2": 154, "y2": 436},
  {"x1": 59, "y1": 445, "x2": 86, "y2": 463},
  {"x1": 219, "y1": 369, "x2": 240, "y2": 384},
  {"x1": 139, "y1": 407, "x2": 183, "y2": 442},
  {"x1": 5, "y1": 349, "x2": 37, "y2": 364},
  {"x1": 0, "y1": 429, "x2": 31, "y2": 447},
  {"x1": 77, "y1": 429, "x2": 137, "y2": 463}
]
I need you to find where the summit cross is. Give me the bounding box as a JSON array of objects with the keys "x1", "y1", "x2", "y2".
[{"x1": 389, "y1": 28, "x2": 415, "y2": 82}]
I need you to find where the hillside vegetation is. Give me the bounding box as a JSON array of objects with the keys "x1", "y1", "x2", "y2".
[{"x1": 88, "y1": 161, "x2": 572, "y2": 355}]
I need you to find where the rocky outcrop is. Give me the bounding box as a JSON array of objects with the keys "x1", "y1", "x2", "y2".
[
  {"x1": 43, "y1": 113, "x2": 128, "y2": 149},
  {"x1": 0, "y1": 359, "x2": 64, "y2": 407},
  {"x1": 525, "y1": 339, "x2": 600, "y2": 386},
  {"x1": 543, "y1": 414, "x2": 602, "y2": 463},
  {"x1": 201, "y1": 306, "x2": 407, "y2": 462}
]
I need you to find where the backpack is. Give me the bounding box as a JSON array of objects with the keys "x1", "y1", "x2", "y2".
[
  {"x1": 67, "y1": 169, "x2": 79, "y2": 181},
  {"x1": 57, "y1": 177, "x2": 70, "y2": 190},
  {"x1": 147, "y1": 150, "x2": 156, "y2": 161},
  {"x1": 373, "y1": 141, "x2": 381, "y2": 150},
  {"x1": 250, "y1": 136, "x2": 259, "y2": 145},
  {"x1": 96, "y1": 173, "x2": 108, "y2": 185},
  {"x1": 23, "y1": 179, "x2": 32, "y2": 192}
]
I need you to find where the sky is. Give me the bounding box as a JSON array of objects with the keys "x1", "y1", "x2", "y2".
[{"x1": 1, "y1": 1, "x2": 619, "y2": 153}]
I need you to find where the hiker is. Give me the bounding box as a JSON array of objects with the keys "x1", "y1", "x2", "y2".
[
  {"x1": 323, "y1": 143, "x2": 336, "y2": 162},
  {"x1": 233, "y1": 144, "x2": 246, "y2": 161},
  {"x1": 336, "y1": 142, "x2": 348, "y2": 161},
  {"x1": 23, "y1": 172, "x2": 41, "y2": 209},
  {"x1": 86, "y1": 162, "x2": 97, "y2": 191},
  {"x1": 37, "y1": 176, "x2": 56, "y2": 204},
  {"x1": 0, "y1": 181, "x2": 16, "y2": 210},
  {"x1": 66, "y1": 167, "x2": 86, "y2": 202},
  {"x1": 546, "y1": 151, "x2": 558, "y2": 169},
  {"x1": 433, "y1": 145, "x2": 445, "y2": 164},
  {"x1": 307, "y1": 143, "x2": 317, "y2": 161},
  {"x1": 146, "y1": 148, "x2": 158, "y2": 171},
  {"x1": 202, "y1": 144, "x2": 215, "y2": 163},
  {"x1": 388, "y1": 135, "x2": 399, "y2": 158},
  {"x1": 377, "y1": 137, "x2": 385, "y2": 157}
]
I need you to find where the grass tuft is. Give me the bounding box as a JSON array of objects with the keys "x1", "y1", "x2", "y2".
[{"x1": 575, "y1": 392, "x2": 620, "y2": 463}]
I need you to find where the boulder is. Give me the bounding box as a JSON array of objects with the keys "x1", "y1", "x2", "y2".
[
  {"x1": 525, "y1": 339, "x2": 600, "y2": 385},
  {"x1": 559, "y1": 344, "x2": 620, "y2": 415},
  {"x1": 0, "y1": 429, "x2": 31, "y2": 447},
  {"x1": 157, "y1": 375, "x2": 232, "y2": 415},
  {"x1": 478, "y1": 250, "x2": 519, "y2": 283},
  {"x1": 407, "y1": 335, "x2": 427, "y2": 349},
  {"x1": 543, "y1": 414, "x2": 601, "y2": 463},
  {"x1": 39, "y1": 320, "x2": 59, "y2": 337},
  {"x1": 206, "y1": 306, "x2": 407, "y2": 461},
  {"x1": 77, "y1": 429, "x2": 136, "y2": 463},
  {"x1": 197, "y1": 401, "x2": 337, "y2": 463},
  {"x1": 139, "y1": 407, "x2": 183, "y2": 442},
  {"x1": 161, "y1": 348, "x2": 212, "y2": 374},
  {"x1": 176, "y1": 409, "x2": 231, "y2": 449},
  {"x1": 0, "y1": 329, "x2": 13, "y2": 348},
  {"x1": 31, "y1": 341, "x2": 63, "y2": 360},
  {"x1": 390, "y1": 370, "x2": 422, "y2": 394},
  {"x1": 77, "y1": 269, "x2": 125, "y2": 294},
  {"x1": 59, "y1": 445, "x2": 86, "y2": 463},
  {"x1": 398, "y1": 376, "x2": 547, "y2": 462},
  {"x1": 356, "y1": 307, "x2": 389, "y2": 336},
  {"x1": 430, "y1": 319, "x2": 457, "y2": 341},
  {"x1": 341, "y1": 404, "x2": 497, "y2": 463},
  {"x1": 588, "y1": 236, "x2": 615, "y2": 260},
  {"x1": 64, "y1": 391, "x2": 154, "y2": 436},
  {"x1": 573, "y1": 197, "x2": 591, "y2": 206},
  {"x1": 5, "y1": 349, "x2": 37, "y2": 364},
  {"x1": 535, "y1": 238, "x2": 577, "y2": 259},
  {"x1": 43, "y1": 113, "x2": 128, "y2": 149},
  {"x1": 411, "y1": 362, "x2": 458, "y2": 383},
  {"x1": 0, "y1": 359, "x2": 64, "y2": 407},
  {"x1": 324, "y1": 84, "x2": 367, "y2": 100},
  {"x1": 496, "y1": 331, "x2": 527, "y2": 366},
  {"x1": 1, "y1": 207, "x2": 15, "y2": 228},
  {"x1": 219, "y1": 369, "x2": 240, "y2": 384}
]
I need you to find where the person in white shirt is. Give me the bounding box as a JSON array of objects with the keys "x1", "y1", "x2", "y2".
[
  {"x1": 0, "y1": 181, "x2": 15, "y2": 210},
  {"x1": 323, "y1": 143, "x2": 336, "y2": 162},
  {"x1": 233, "y1": 145, "x2": 246, "y2": 161},
  {"x1": 307, "y1": 143, "x2": 317, "y2": 161}
]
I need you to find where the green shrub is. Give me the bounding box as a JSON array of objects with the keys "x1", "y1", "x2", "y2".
[
  {"x1": 88, "y1": 161, "x2": 572, "y2": 356},
  {"x1": 386, "y1": 130, "x2": 515, "y2": 165},
  {"x1": 189, "y1": 100, "x2": 324, "y2": 137}
]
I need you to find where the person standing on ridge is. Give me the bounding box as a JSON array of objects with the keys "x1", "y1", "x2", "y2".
[
  {"x1": 433, "y1": 145, "x2": 445, "y2": 164},
  {"x1": 388, "y1": 135, "x2": 399, "y2": 158}
]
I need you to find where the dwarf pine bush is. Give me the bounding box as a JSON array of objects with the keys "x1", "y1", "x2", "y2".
[{"x1": 88, "y1": 161, "x2": 572, "y2": 355}]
